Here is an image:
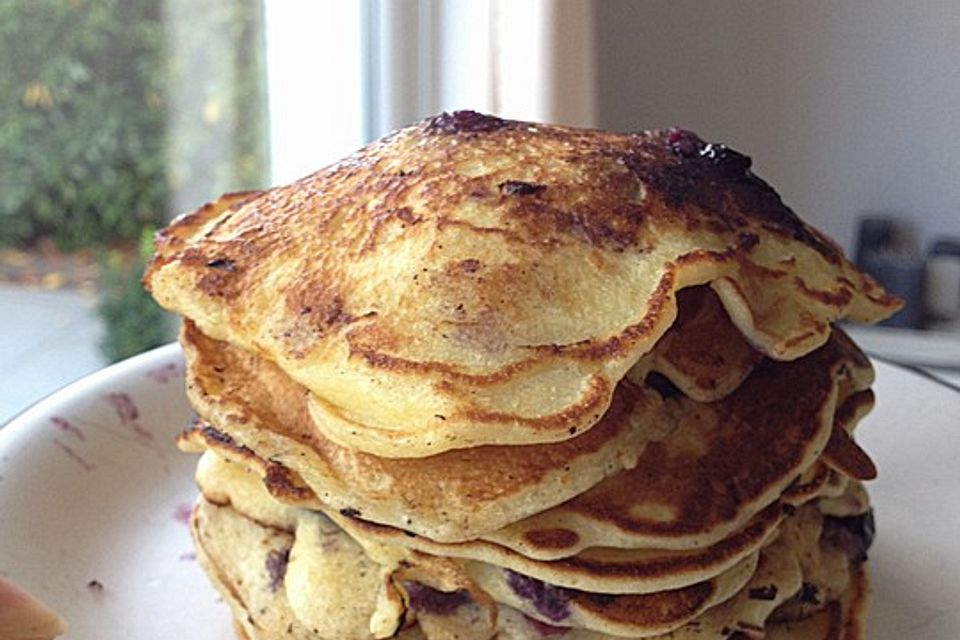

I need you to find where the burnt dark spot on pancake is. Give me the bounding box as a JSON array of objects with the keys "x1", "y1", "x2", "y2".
[
  {"x1": 500, "y1": 180, "x2": 546, "y2": 196},
  {"x1": 523, "y1": 528, "x2": 580, "y2": 551},
  {"x1": 199, "y1": 424, "x2": 245, "y2": 450},
  {"x1": 402, "y1": 583, "x2": 470, "y2": 615},
  {"x1": 176, "y1": 247, "x2": 245, "y2": 299},
  {"x1": 205, "y1": 257, "x2": 236, "y2": 271},
  {"x1": 571, "y1": 580, "x2": 715, "y2": 625},
  {"x1": 645, "y1": 371, "x2": 682, "y2": 399},
  {"x1": 339, "y1": 507, "x2": 362, "y2": 518},
  {"x1": 799, "y1": 582, "x2": 821, "y2": 604},
  {"x1": 426, "y1": 110, "x2": 510, "y2": 134},
  {"x1": 822, "y1": 510, "x2": 875, "y2": 563},
  {"x1": 699, "y1": 143, "x2": 753, "y2": 177},
  {"x1": 266, "y1": 547, "x2": 290, "y2": 592},
  {"x1": 623, "y1": 130, "x2": 843, "y2": 263},
  {"x1": 506, "y1": 570, "x2": 571, "y2": 622},
  {"x1": 747, "y1": 585, "x2": 778, "y2": 600}
]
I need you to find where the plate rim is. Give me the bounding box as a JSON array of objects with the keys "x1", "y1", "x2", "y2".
[{"x1": 0, "y1": 341, "x2": 183, "y2": 433}]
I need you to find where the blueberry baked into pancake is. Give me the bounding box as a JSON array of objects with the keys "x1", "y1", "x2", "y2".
[{"x1": 145, "y1": 111, "x2": 899, "y2": 639}]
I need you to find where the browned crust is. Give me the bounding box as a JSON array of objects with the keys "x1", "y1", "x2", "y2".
[
  {"x1": 569, "y1": 579, "x2": 716, "y2": 626},
  {"x1": 822, "y1": 391, "x2": 877, "y2": 481},
  {"x1": 144, "y1": 112, "x2": 900, "y2": 454},
  {"x1": 181, "y1": 424, "x2": 319, "y2": 507},
  {"x1": 547, "y1": 504, "x2": 781, "y2": 582},
  {"x1": 556, "y1": 348, "x2": 842, "y2": 538},
  {"x1": 182, "y1": 319, "x2": 651, "y2": 502},
  {"x1": 339, "y1": 500, "x2": 776, "y2": 587},
  {"x1": 150, "y1": 117, "x2": 885, "y2": 287}
]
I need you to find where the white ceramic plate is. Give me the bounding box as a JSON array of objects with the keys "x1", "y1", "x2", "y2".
[
  {"x1": 0, "y1": 344, "x2": 232, "y2": 639},
  {"x1": 0, "y1": 345, "x2": 958, "y2": 639}
]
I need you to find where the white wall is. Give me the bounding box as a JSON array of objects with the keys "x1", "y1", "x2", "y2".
[{"x1": 595, "y1": 0, "x2": 960, "y2": 254}]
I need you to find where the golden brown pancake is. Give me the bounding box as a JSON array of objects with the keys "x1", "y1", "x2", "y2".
[
  {"x1": 331, "y1": 504, "x2": 782, "y2": 596},
  {"x1": 145, "y1": 112, "x2": 899, "y2": 457},
  {"x1": 487, "y1": 502, "x2": 870, "y2": 639},
  {"x1": 194, "y1": 450, "x2": 757, "y2": 640},
  {"x1": 180, "y1": 321, "x2": 667, "y2": 542},
  {"x1": 181, "y1": 326, "x2": 874, "y2": 561},
  {"x1": 480, "y1": 330, "x2": 873, "y2": 558},
  {"x1": 189, "y1": 437, "x2": 860, "y2": 602},
  {"x1": 638, "y1": 286, "x2": 763, "y2": 403},
  {"x1": 178, "y1": 283, "x2": 770, "y2": 542}
]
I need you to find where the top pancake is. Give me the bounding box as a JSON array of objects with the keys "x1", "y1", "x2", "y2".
[{"x1": 145, "y1": 111, "x2": 899, "y2": 456}]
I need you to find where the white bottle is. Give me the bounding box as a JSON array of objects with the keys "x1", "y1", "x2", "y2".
[{"x1": 924, "y1": 239, "x2": 960, "y2": 327}]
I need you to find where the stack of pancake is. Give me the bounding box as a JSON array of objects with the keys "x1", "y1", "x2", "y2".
[{"x1": 144, "y1": 112, "x2": 900, "y2": 640}]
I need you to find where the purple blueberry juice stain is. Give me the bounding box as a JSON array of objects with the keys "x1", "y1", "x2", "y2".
[
  {"x1": 403, "y1": 582, "x2": 470, "y2": 615},
  {"x1": 105, "y1": 392, "x2": 153, "y2": 440},
  {"x1": 146, "y1": 362, "x2": 180, "y2": 384},
  {"x1": 173, "y1": 502, "x2": 193, "y2": 525},
  {"x1": 266, "y1": 548, "x2": 291, "y2": 592},
  {"x1": 50, "y1": 416, "x2": 85, "y2": 440},
  {"x1": 179, "y1": 552, "x2": 196, "y2": 562},
  {"x1": 505, "y1": 570, "x2": 571, "y2": 622},
  {"x1": 53, "y1": 439, "x2": 94, "y2": 471},
  {"x1": 106, "y1": 392, "x2": 139, "y2": 422}
]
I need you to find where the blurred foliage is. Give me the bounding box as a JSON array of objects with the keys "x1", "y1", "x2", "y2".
[
  {"x1": 96, "y1": 228, "x2": 173, "y2": 363},
  {"x1": 0, "y1": 0, "x2": 268, "y2": 251}
]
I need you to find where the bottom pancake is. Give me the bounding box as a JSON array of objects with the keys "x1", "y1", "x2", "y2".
[
  {"x1": 192, "y1": 495, "x2": 869, "y2": 640},
  {"x1": 189, "y1": 448, "x2": 872, "y2": 640}
]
